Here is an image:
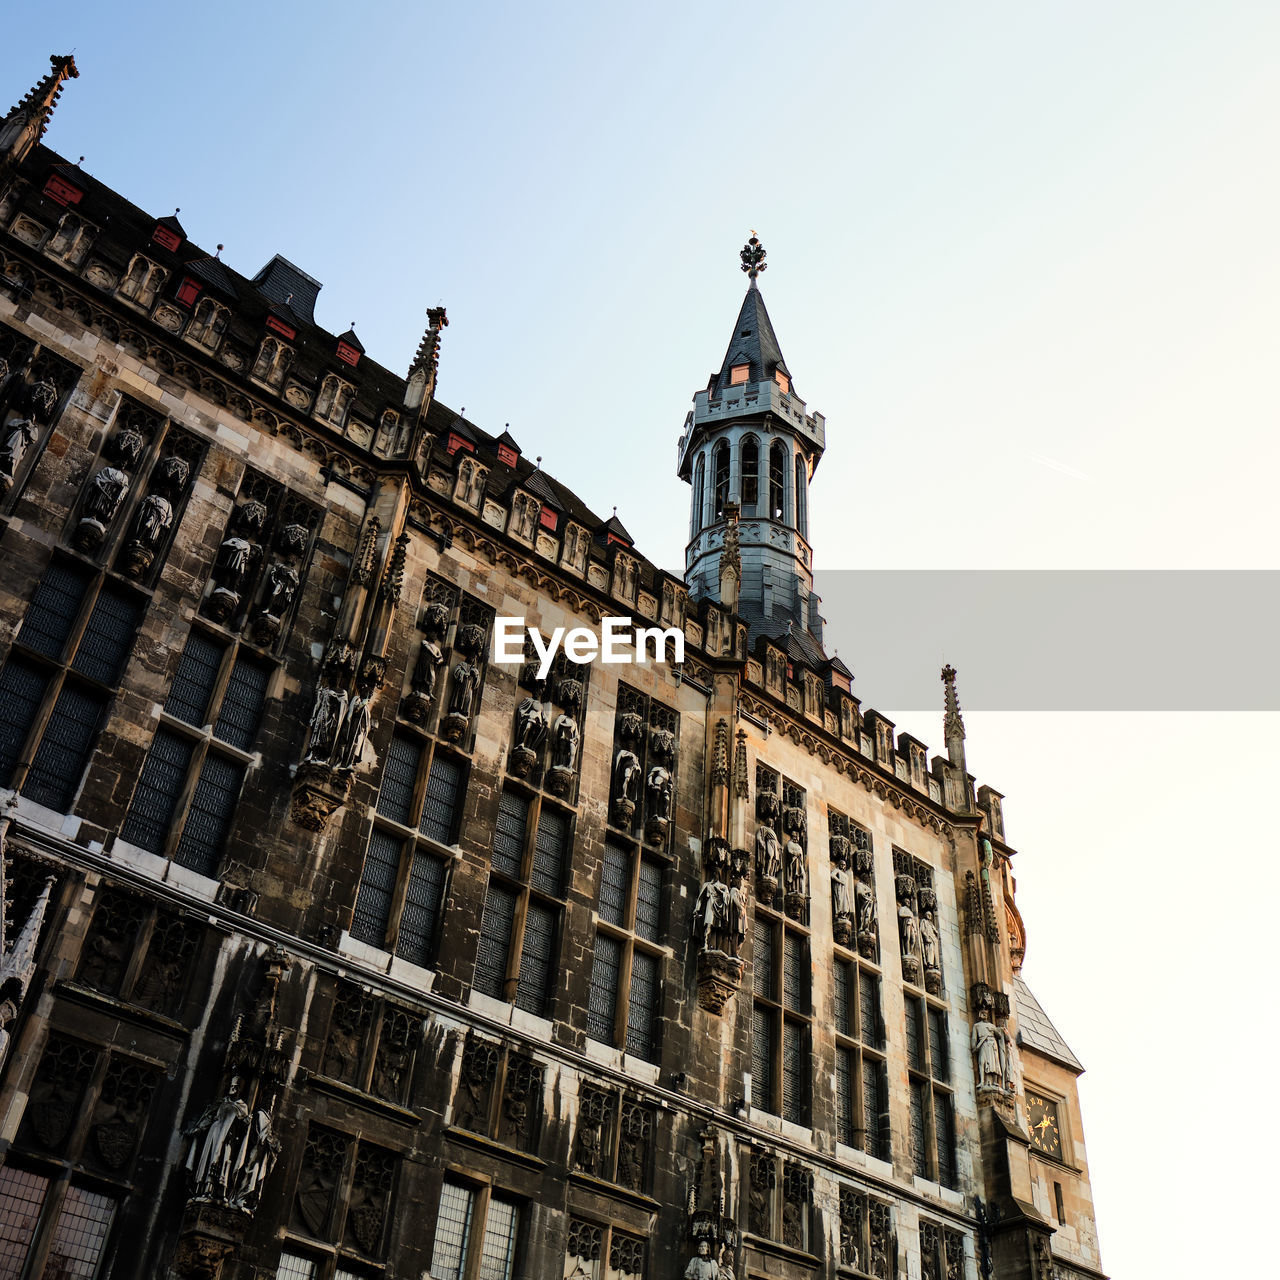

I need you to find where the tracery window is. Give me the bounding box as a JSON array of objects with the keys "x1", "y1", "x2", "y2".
[
  {"x1": 691, "y1": 453, "x2": 705, "y2": 535},
  {"x1": 44, "y1": 211, "x2": 95, "y2": 266},
  {"x1": 570, "y1": 1085, "x2": 655, "y2": 1194},
  {"x1": 919, "y1": 1219, "x2": 966, "y2": 1280},
  {"x1": 566, "y1": 1216, "x2": 647, "y2": 1280},
  {"x1": 186, "y1": 296, "x2": 229, "y2": 350},
  {"x1": 741, "y1": 435, "x2": 759, "y2": 510},
  {"x1": 317, "y1": 982, "x2": 421, "y2": 1108},
  {"x1": 452, "y1": 1035, "x2": 544, "y2": 1154},
  {"x1": 838, "y1": 1187, "x2": 895, "y2": 1279},
  {"x1": 118, "y1": 254, "x2": 167, "y2": 308},
  {"x1": 315, "y1": 374, "x2": 355, "y2": 428},
  {"x1": 587, "y1": 838, "x2": 665, "y2": 1062},
  {"x1": 287, "y1": 1127, "x2": 397, "y2": 1271},
  {"x1": 746, "y1": 1152, "x2": 814, "y2": 1254},
  {"x1": 769, "y1": 440, "x2": 787, "y2": 522},
  {"x1": 251, "y1": 335, "x2": 294, "y2": 389},
  {"x1": 712, "y1": 440, "x2": 730, "y2": 521}
]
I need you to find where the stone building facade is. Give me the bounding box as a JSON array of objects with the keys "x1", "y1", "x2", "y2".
[{"x1": 0, "y1": 57, "x2": 1106, "y2": 1280}]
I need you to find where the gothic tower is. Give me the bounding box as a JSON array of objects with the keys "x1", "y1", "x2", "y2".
[{"x1": 678, "y1": 235, "x2": 827, "y2": 643}]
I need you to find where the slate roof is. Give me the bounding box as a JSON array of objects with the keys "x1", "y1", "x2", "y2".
[
  {"x1": 495, "y1": 429, "x2": 521, "y2": 452},
  {"x1": 598, "y1": 512, "x2": 633, "y2": 544},
  {"x1": 1012, "y1": 975, "x2": 1084, "y2": 1074},
  {"x1": 186, "y1": 254, "x2": 237, "y2": 299},
  {"x1": 713, "y1": 283, "x2": 793, "y2": 398},
  {"x1": 251, "y1": 255, "x2": 322, "y2": 324},
  {"x1": 522, "y1": 469, "x2": 561, "y2": 509},
  {"x1": 337, "y1": 327, "x2": 365, "y2": 354}
]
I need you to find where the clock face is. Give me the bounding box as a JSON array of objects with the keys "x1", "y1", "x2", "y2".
[{"x1": 1027, "y1": 1092, "x2": 1062, "y2": 1157}]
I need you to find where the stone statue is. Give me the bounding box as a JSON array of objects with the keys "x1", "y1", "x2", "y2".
[
  {"x1": 646, "y1": 765, "x2": 672, "y2": 820},
  {"x1": 832, "y1": 862, "x2": 855, "y2": 920},
  {"x1": 725, "y1": 880, "x2": 748, "y2": 955},
  {"x1": 0, "y1": 416, "x2": 40, "y2": 486},
  {"x1": 856, "y1": 880, "x2": 876, "y2": 934},
  {"x1": 260, "y1": 560, "x2": 299, "y2": 616},
  {"x1": 216, "y1": 535, "x2": 256, "y2": 588},
  {"x1": 755, "y1": 826, "x2": 780, "y2": 880},
  {"x1": 412, "y1": 637, "x2": 445, "y2": 700},
  {"x1": 898, "y1": 902, "x2": 919, "y2": 956},
  {"x1": 305, "y1": 685, "x2": 347, "y2": 764},
  {"x1": 920, "y1": 910, "x2": 940, "y2": 972},
  {"x1": 551, "y1": 713, "x2": 579, "y2": 770},
  {"x1": 132, "y1": 493, "x2": 173, "y2": 547},
  {"x1": 184, "y1": 1078, "x2": 250, "y2": 1203},
  {"x1": 514, "y1": 696, "x2": 548, "y2": 751},
  {"x1": 685, "y1": 1238, "x2": 719, "y2": 1280},
  {"x1": 972, "y1": 1018, "x2": 1006, "y2": 1090},
  {"x1": 695, "y1": 881, "x2": 743, "y2": 958},
  {"x1": 784, "y1": 837, "x2": 808, "y2": 897},
  {"x1": 614, "y1": 750, "x2": 641, "y2": 803},
  {"x1": 335, "y1": 690, "x2": 372, "y2": 771},
  {"x1": 229, "y1": 1107, "x2": 279, "y2": 1210},
  {"x1": 83, "y1": 466, "x2": 129, "y2": 523},
  {"x1": 448, "y1": 660, "x2": 481, "y2": 718}
]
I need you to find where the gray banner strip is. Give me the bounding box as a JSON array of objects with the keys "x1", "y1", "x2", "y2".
[{"x1": 810, "y1": 570, "x2": 1279, "y2": 711}]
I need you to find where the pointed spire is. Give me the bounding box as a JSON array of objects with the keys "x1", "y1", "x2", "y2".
[
  {"x1": 718, "y1": 500, "x2": 741, "y2": 611},
  {"x1": 942, "y1": 664, "x2": 967, "y2": 772},
  {"x1": 405, "y1": 306, "x2": 448, "y2": 414},
  {"x1": 1, "y1": 55, "x2": 78, "y2": 171},
  {"x1": 713, "y1": 275, "x2": 793, "y2": 399}
]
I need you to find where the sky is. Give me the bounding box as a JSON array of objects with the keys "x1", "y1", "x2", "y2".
[{"x1": 9, "y1": 3, "x2": 1280, "y2": 1273}]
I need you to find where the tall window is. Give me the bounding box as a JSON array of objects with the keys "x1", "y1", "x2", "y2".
[
  {"x1": 905, "y1": 993, "x2": 957, "y2": 1188},
  {"x1": 691, "y1": 454, "x2": 705, "y2": 536},
  {"x1": 44, "y1": 211, "x2": 95, "y2": 266},
  {"x1": 769, "y1": 441, "x2": 787, "y2": 522},
  {"x1": 834, "y1": 957, "x2": 889, "y2": 1159},
  {"x1": 121, "y1": 627, "x2": 269, "y2": 877},
  {"x1": 587, "y1": 838, "x2": 664, "y2": 1062},
  {"x1": 428, "y1": 1181, "x2": 520, "y2": 1280},
  {"x1": 350, "y1": 731, "x2": 462, "y2": 966},
  {"x1": 251, "y1": 336, "x2": 294, "y2": 388},
  {"x1": 0, "y1": 560, "x2": 142, "y2": 813},
  {"x1": 741, "y1": 436, "x2": 759, "y2": 510},
  {"x1": 712, "y1": 440, "x2": 730, "y2": 521},
  {"x1": 473, "y1": 786, "x2": 572, "y2": 1017},
  {"x1": 795, "y1": 453, "x2": 808, "y2": 538},
  {"x1": 751, "y1": 914, "x2": 811, "y2": 1124}
]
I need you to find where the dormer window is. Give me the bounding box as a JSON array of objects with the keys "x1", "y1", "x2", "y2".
[
  {"x1": 336, "y1": 340, "x2": 361, "y2": 368},
  {"x1": 118, "y1": 255, "x2": 168, "y2": 309},
  {"x1": 496, "y1": 443, "x2": 519, "y2": 467},
  {"x1": 315, "y1": 374, "x2": 356, "y2": 428},
  {"x1": 446, "y1": 433, "x2": 475, "y2": 457},
  {"x1": 774, "y1": 370, "x2": 790, "y2": 394},
  {"x1": 175, "y1": 276, "x2": 202, "y2": 308},
  {"x1": 152, "y1": 222, "x2": 183, "y2": 252},
  {"x1": 539, "y1": 507, "x2": 559, "y2": 532},
  {"x1": 729, "y1": 363, "x2": 750, "y2": 386},
  {"x1": 265, "y1": 314, "x2": 296, "y2": 341}
]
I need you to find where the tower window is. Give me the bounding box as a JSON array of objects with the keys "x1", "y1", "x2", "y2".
[
  {"x1": 691, "y1": 455, "x2": 706, "y2": 536},
  {"x1": 769, "y1": 441, "x2": 787, "y2": 522},
  {"x1": 712, "y1": 441, "x2": 730, "y2": 521},
  {"x1": 729, "y1": 363, "x2": 749, "y2": 386},
  {"x1": 775, "y1": 370, "x2": 790, "y2": 394},
  {"x1": 741, "y1": 437, "x2": 759, "y2": 509},
  {"x1": 795, "y1": 453, "x2": 808, "y2": 538}
]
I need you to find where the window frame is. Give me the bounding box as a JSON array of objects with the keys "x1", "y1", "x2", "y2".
[
  {"x1": 751, "y1": 905, "x2": 812, "y2": 1126},
  {"x1": 587, "y1": 838, "x2": 667, "y2": 1062},
  {"x1": 427, "y1": 1178, "x2": 522, "y2": 1280},
  {"x1": 833, "y1": 954, "x2": 889, "y2": 1161},
  {"x1": 904, "y1": 991, "x2": 958, "y2": 1189},
  {"x1": 350, "y1": 727, "x2": 464, "y2": 967}
]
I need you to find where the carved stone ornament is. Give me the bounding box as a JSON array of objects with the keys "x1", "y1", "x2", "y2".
[
  {"x1": 290, "y1": 759, "x2": 353, "y2": 831},
  {"x1": 696, "y1": 948, "x2": 744, "y2": 1015},
  {"x1": 454, "y1": 622, "x2": 486, "y2": 658},
  {"x1": 171, "y1": 1230, "x2": 236, "y2": 1280}
]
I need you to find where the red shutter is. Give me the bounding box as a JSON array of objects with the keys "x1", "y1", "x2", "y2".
[
  {"x1": 539, "y1": 507, "x2": 559, "y2": 531},
  {"x1": 43, "y1": 174, "x2": 83, "y2": 207},
  {"x1": 265, "y1": 315, "x2": 296, "y2": 340},
  {"x1": 446, "y1": 433, "x2": 475, "y2": 456},
  {"x1": 496, "y1": 444, "x2": 519, "y2": 467},
  {"x1": 336, "y1": 341, "x2": 361, "y2": 367},
  {"x1": 175, "y1": 277, "x2": 201, "y2": 307},
  {"x1": 152, "y1": 224, "x2": 183, "y2": 252}
]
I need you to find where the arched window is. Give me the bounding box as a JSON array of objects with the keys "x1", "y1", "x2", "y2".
[
  {"x1": 251, "y1": 337, "x2": 293, "y2": 388},
  {"x1": 741, "y1": 436, "x2": 759, "y2": 511},
  {"x1": 795, "y1": 452, "x2": 808, "y2": 538},
  {"x1": 713, "y1": 440, "x2": 730, "y2": 521},
  {"x1": 769, "y1": 441, "x2": 787, "y2": 522},
  {"x1": 188, "y1": 297, "x2": 228, "y2": 350},
  {"x1": 692, "y1": 453, "x2": 706, "y2": 535},
  {"x1": 119, "y1": 255, "x2": 167, "y2": 308},
  {"x1": 316, "y1": 374, "x2": 355, "y2": 427}
]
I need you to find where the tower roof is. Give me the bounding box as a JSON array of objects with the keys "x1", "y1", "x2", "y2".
[{"x1": 712, "y1": 283, "x2": 793, "y2": 399}]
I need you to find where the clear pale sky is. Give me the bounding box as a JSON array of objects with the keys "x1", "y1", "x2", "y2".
[{"x1": 9, "y1": 4, "x2": 1279, "y2": 1274}]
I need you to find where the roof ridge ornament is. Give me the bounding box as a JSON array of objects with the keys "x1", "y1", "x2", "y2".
[{"x1": 739, "y1": 231, "x2": 767, "y2": 282}]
